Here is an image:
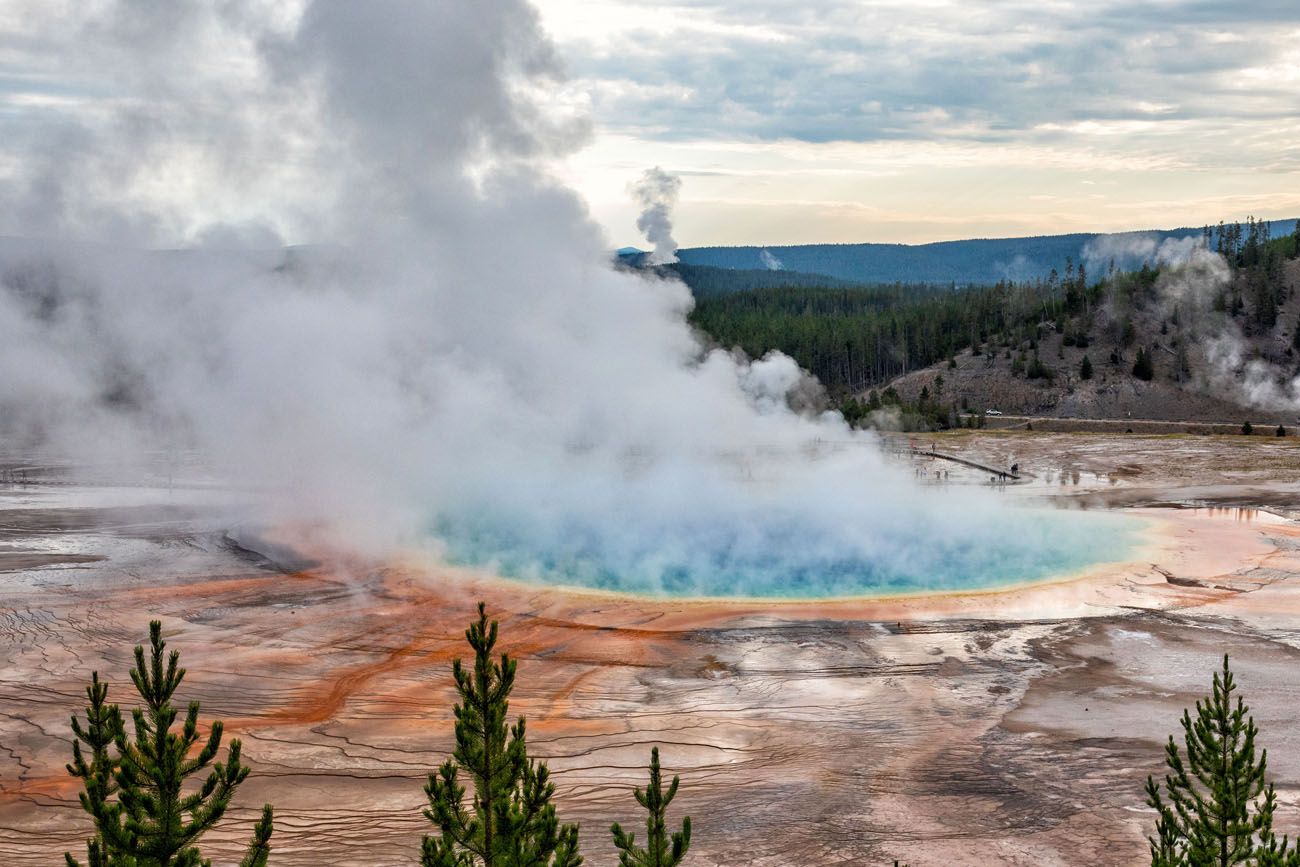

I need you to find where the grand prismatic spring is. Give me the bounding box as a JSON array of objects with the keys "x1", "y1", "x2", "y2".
[{"x1": 433, "y1": 501, "x2": 1142, "y2": 598}]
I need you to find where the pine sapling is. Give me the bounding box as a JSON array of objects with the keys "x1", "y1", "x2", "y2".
[
  {"x1": 1145, "y1": 654, "x2": 1298, "y2": 866},
  {"x1": 610, "y1": 747, "x2": 691, "y2": 867},
  {"x1": 66, "y1": 672, "x2": 125, "y2": 867},
  {"x1": 65, "y1": 621, "x2": 274, "y2": 867},
  {"x1": 422, "y1": 603, "x2": 582, "y2": 867}
]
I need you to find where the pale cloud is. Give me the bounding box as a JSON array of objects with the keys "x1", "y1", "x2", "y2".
[
  {"x1": 0, "y1": 0, "x2": 1296, "y2": 246},
  {"x1": 544, "y1": 1, "x2": 1299, "y2": 148},
  {"x1": 532, "y1": 0, "x2": 1300, "y2": 245}
]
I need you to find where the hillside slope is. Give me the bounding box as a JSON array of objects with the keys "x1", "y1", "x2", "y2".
[{"x1": 883, "y1": 257, "x2": 1300, "y2": 426}]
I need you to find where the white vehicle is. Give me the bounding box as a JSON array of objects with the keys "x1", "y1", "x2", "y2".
[{"x1": 985, "y1": 409, "x2": 1003, "y2": 416}]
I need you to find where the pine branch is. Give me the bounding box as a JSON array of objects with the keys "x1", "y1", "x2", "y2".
[{"x1": 238, "y1": 805, "x2": 275, "y2": 867}]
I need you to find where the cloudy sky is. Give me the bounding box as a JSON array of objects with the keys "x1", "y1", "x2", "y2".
[
  {"x1": 537, "y1": 0, "x2": 1300, "y2": 246},
  {"x1": 0, "y1": 1, "x2": 1297, "y2": 249}
]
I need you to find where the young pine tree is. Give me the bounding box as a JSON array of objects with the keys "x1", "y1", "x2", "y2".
[
  {"x1": 609, "y1": 747, "x2": 691, "y2": 867},
  {"x1": 1145, "y1": 655, "x2": 1297, "y2": 866},
  {"x1": 65, "y1": 621, "x2": 274, "y2": 867},
  {"x1": 422, "y1": 603, "x2": 582, "y2": 867},
  {"x1": 66, "y1": 673, "x2": 124, "y2": 867}
]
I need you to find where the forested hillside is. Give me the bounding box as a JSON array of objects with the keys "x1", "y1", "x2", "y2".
[
  {"x1": 689, "y1": 281, "x2": 1060, "y2": 386},
  {"x1": 688, "y1": 218, "x2": 1300, "y2": 428}
]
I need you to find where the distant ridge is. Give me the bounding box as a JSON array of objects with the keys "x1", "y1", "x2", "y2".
[{"x1": 670, "y1": 219, "x2": 1300, "y2": 286}]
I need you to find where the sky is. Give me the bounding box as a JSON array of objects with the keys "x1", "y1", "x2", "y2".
[
  {"x1": 535, "y1": 0, "x2": 1300, "y2": 247},
  {"x1": 0, "y1": 0, "x2": 1297, "y2": 249}
]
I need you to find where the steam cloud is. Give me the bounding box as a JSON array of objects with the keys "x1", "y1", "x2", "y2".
[
  {"x1": 630, "y1": 167, "x2": 682, "y2": 265},
  {"x1": 1082, "y1": 233, "x2": 1202, "y2": 274},
  {"x1": 759, "y1": 249, "x2": 784, "y2": 271},
  {"x1": 0, "y1": 0, "x2": 1120, "y2": 593},
  {"x1": 1155, "y1": 246, "x2": 1300, "y2": 411}
]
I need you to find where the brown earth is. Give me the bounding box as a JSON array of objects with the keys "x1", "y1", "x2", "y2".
[{"x1": 3, "y1": 433, "x2": 1300, "y2": 865}]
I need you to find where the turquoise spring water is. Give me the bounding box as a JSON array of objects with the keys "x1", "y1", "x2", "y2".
[{"x1": 432, "y1": 504, "x2": 1143, "y2": 599}]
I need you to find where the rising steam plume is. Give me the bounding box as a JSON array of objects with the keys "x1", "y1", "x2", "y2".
[
  {"x1": 630, "y1": 167, "x2": 682, "y2": 265},
  {"x1": 0, "y1": 0, "x2": 1119, "y2": 592}
]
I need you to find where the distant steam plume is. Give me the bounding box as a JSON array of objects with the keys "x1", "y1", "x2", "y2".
[
  {"x1": 1082, "y1": 233, "x2": 1202, "y2": 274},
  {"x1": 630, "y1": 167, "x2": 682, "y2": 265},
  {"x1": 759, "y1": 249, "x2": 784, "y2": 271}
]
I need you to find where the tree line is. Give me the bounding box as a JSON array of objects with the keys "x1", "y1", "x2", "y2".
[
  {"x1": 1206, "y1": 219, "x2": 1298, "y2": 332},
  {"x1": 688, "y1": 279, "x2": 1070, "y2": 393}
]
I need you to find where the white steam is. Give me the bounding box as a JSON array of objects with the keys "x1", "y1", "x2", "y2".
[
  {"x1": 630, "y1": 167, "x2": 682, "y2": 265},
  {"x1": 0, "y1": 0, "x2": 1120, "y2": 592},
  {"x1": 1082, "y1": 232, "x2": 1202, "y2": 274},
  {"x1": 1156, "y1": 245, "x2": 1233, "y2": 317},
  {"x1": 759, "y1": 249, "x2": 784, "y2": 271},
  {"x1": 1156, "y1": 247, "x2": 1300, "y2": 411}
]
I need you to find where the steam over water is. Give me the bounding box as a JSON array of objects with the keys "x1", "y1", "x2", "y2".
[
  {"x1": 0, "y1": 1, "x2": 1136, "y2": 594},
  {"x1": 436, "y1": 506, "x2": 1139, "y2": 598}
]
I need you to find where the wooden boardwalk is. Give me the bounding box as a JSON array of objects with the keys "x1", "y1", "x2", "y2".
[{"x1": 912, "y1": 447, "x2": 1020, "y2": 481}]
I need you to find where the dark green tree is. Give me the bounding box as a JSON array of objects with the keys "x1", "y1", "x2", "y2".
[
  {"x1": 66, "y1": 673, "x2": 124, "y2": 867},
  {"x1": 1144, "y1": 655, "x2": 1297, "y2": 866},
  {"x1": 610, "y1": 747, "x2": 691, "y2": 867},
  {"x1": 1243, "y1": 421, "x2": 1254, "y2": 436},
  {"x1": 1080, "y1": 355, "x2": 1093, "y2": 381},
  {"x1": 422, "y1": 603, "x2": 582, "y2": 867},
  {"x1": 65, "y1": 621, "x2": 274, "y2": 867},
  {"x1": 1133, "y1": 347, "x2": 1154, "y2": 381},
  {"x1": 1122, "y1": 318, "x2": 1137, "y2": 348},
  {"x1": 1277, "y1": 425, "x2": 1286, "y2": 438}
]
